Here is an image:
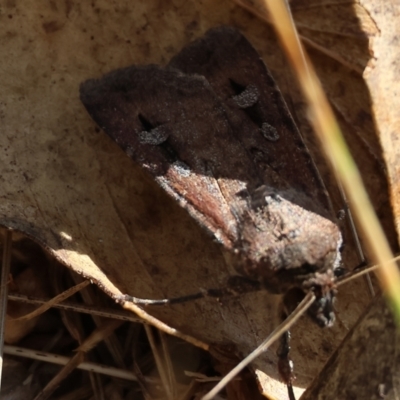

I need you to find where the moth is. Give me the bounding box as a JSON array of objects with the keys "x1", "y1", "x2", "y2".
[{"x1": 80, "y1": 26, "x2": 343, "y2": 395}]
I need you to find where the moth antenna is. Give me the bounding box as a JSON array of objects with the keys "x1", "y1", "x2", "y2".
[
  {"x1": 277, "y1": 330, "x2": 296, "y2": 400},
  {"x1": 337, "y1": 181, "x2": 375, "y2": 296},
  {"x1": 0, "y1": 227, "x2": 12, "y2": 390},
  {"x1": 337, "y1": 254, "x2": 400, "y2": 287},
  {"x1": 123, "y1": 291, "x2": 251, "y2": 306},
  {"x1": 201, "y1": 291, "x2": 316, "y2": 400},
  {"x1": 124, "y1": 292, "x2": 208, "y2": 306},
  {"x1": 122, "y1": 277, "x2": 262, "y2": 306}
]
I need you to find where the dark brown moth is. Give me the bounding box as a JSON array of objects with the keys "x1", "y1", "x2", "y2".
[
  {"x1": 80, "y1": 25, "x2": 343, "y2": 393},
  {"x1": 80, "y1": 26, "x2": 342, "y2": 323}
]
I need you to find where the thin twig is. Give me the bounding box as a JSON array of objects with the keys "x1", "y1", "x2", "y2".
[
  {"x1": 337, "y1": 181, "x2": 375, "y2": 297},
  {"x1": 34, "y1": 320, "x2": 124, "y2": 400},
  {"x1": 201, "y1": 291, "x2": 316, "y2": 400},
  {"x1": 144, "y1": 325, "x2": 173, "y2": 399},
  {"x1": 10, "y1": 280, "x2": 90, "y2": 322},
  {"x1": 8, "y1": 293, "x2": 143, "y2": 322},
  {"x1": 122, "y1": 301, "x2": 209, "y2": 351},
  {"x1": 0, "y1": 229, "x2": 12, "y2": 391},
  {"x1": 4, "y1": 344, "x2": 153, "y2": 382},
  {"x1": 231, "y1": 0, "x2": 363, "y2": 74},
  {"x1": 160, "y1": 331, "x2": 177, "y2": 399},
  {"x1": 337, "y1": 255, "x2": 400, "y2": 287}
]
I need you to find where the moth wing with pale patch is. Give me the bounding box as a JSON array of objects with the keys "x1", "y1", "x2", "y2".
[
  {"x1": 168, "y1": 27, "x2": 342, "y2": 297},
  {"x1": 80, "y1": 65, "x2": 260, "y2": 250},
  {"x1": 169, "y1": 26, "x2": 333, "y2": 220},
  {"x1": 80, "y1": 27, "x2": 342, "y2": 307}
]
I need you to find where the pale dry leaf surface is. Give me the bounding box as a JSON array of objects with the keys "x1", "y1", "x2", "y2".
[
  {"x1": 361, "y1": 2, "x2": 400, "y2": 238},
  {"x1": 233, "y1": 0, "x2": 378, "y2": 72}
]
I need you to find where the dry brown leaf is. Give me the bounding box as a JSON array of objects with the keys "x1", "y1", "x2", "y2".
[
  {"x1": 362, "y1": 2, "x2": 400, "y2": 240},
  {"x1": 0, "y1": 1, "x2": 398, "y2": 399},
  {"x1": 233, "y1": 0, "x2": 378, "y2": 72},
  {"x1": 301, "y1": 294, "x2": 399, "y2": 400}
]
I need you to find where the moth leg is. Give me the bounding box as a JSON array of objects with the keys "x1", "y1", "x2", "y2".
[
  {"x1": 337, "y1": 184, "x2": 375, "y2": 296},
  {"x1": 277, "y1": 288, "x2": 306, "y2": 400},
  {"x1": 277, "y1": 329, "x2": 296, "y2": 400}
]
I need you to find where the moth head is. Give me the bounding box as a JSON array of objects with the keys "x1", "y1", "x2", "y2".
[
  {"x1": 304, "y1": 270, "x2": 338, "y2": 327},
  {"x1": 236, "y1": 186, "x2": 342, "y2": 281},
  {"x1": 231, "y1": 185, "x2": 343, "y2": 326},
  {"x1": 282, "y1": 269, "x2": 338, "y2": 327},
  {"x1": 308, "y1": 287, "x2": 337, "y2": 327}
]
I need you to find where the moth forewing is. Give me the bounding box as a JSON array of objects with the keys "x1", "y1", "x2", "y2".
[
  {"x1": 168, "y1": 27, "x2": 344, "y2": 324},
  {"x1": 168, "y1": 27, "x2": 335, "y2": 220}
]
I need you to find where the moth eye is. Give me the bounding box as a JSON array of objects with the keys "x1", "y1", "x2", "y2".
[
  {"x1": 231, "y1": 83, "x2": 259, "y2": 108},
  {"x1": 334, "y1": 266, "x2": 345, "y2": 278},
  {"x1": 138, "y1": 114, "x2": 169, "y2": 145},
  {"x1": 260, "y1": 122, "x2": 280, "y2": 142}
]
